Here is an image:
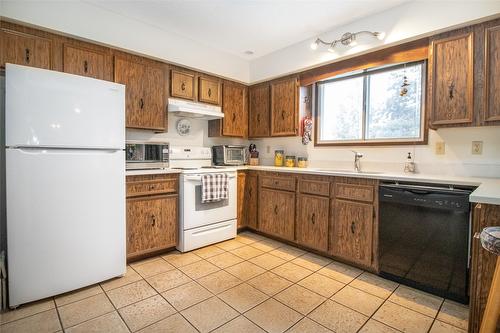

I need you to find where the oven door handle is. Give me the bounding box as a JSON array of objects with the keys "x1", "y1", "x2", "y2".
[{"x1": 185, "y1": 175, "x2": 236, "y2": 182}]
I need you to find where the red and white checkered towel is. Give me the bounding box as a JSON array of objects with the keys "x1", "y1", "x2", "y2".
[{"x1": 201, "y1": 173, "x2": 229, "y2": 203}]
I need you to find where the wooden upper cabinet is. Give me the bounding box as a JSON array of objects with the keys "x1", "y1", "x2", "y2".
[
  {"x1": 429, "y1": 31, "x2": 474, "y2": 126},
  {"x1": 297, "y1": 194, "x2": 329, "y2": 252},
  {"x1": 221, "y1": 82, "x2": 248, "y2": 137},
  {"x1": 115, "y1": 56, "x2": 166, "y2": 131},
  {"x1": 1, "y1": 28, "x2": 52, "y2": 69},
  {"x1": 270, "y1": 77, "x2": 299, "y2": 136},
  {"x1": 484, "y1": 24, "x2": 500, "y2": 123},
  {"x1": 171, "y1": 70, "x2": 195, "y2": 100},
  {"x1": 331, "y1": 199, "x2": 373, "y2": 267},
  {"x1": 249, "y1": 84, "x2": 270, "y2": 137},
  {"x1": 144, "y1": 65, "x2": 167, "y2": 130},
  {"x1": 62, "y1": 44, "x2": 105, "y2": 80},
  {"x1": 199, "y1": 76, "x2": 221, "y2": 105}
]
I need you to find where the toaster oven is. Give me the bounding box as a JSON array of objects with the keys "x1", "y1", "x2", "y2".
[
  {"x1": 126, "y1": 141, "x2": 169, "y2": 170},
  {"x1": 212, "y1": 145, "x2": 247, "y2": 166}
]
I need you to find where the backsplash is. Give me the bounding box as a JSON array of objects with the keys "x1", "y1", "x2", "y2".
[
  {"x1": 250, "y1": 126, "x2": 500, "y2": 178},
  {"x1": 127, "y1": 116, "x2": 500, "y2": 178}
]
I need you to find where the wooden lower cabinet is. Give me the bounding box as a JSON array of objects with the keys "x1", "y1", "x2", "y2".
[
  {"x1": 469, "y1": 203, "x2": 500, "y2": 333},
  {"x1": 331, "y1": 199, "x2": 374, "y2": 267},
  {"x1": 237, "y1": 171, "x2": 246, "y2": 228},
  {"x1": 296, "y1": 194, "x2": 329, "y2": 252},
  {"x1": 127, "y1": 194, "x2": 178, "y2": 259},
  {"x1": 245, "y1": 172, "x2": 258, "y2": 229},
  {"x1": 259, "y1": 188, "x2": 295, "y2": 241}
]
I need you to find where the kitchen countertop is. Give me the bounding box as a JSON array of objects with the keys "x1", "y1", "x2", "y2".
[
  {"x1": 126, "y1": 165, "x2": 500, "y2": 205},
  {"x1": 241, "y1": 165, "x2": 500, "y2": 205},
  {"x1": 125, "y1": 169, "x2": 182, "y2": 176}
]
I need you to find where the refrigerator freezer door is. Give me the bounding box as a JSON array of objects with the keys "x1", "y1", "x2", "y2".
[
  {"x1": 6, "y1": 64, "x2": 125, "y2": 149},
  {"x1": 6, "y1": 148, "x2": 126, "y2": 307}
]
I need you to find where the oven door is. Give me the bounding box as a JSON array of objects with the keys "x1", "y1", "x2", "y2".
[{"x1": 181, "y1": 173, "x2": 237, "y2": 230}]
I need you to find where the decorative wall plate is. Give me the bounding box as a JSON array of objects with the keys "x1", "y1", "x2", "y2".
[{"x1": 176, "y1": 118, "x2": 191, "y2": 136}]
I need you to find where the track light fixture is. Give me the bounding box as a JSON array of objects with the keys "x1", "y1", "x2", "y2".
[{"x1": 310, "y1": 31, "x2": 385, "y2": 51}]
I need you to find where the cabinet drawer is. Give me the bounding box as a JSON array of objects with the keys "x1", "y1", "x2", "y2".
[
  {"x1": 335, "y1": 183, "x2": 374, "y2": 202},
  {"x1": 299, "y1": 179, "x2": 330, "y2": 197},
  {"x1": 261, "y1": 175, "x2": 296, "y2": 191},
  {"x1": 126, "y1": 174, "x2": 178, "y2": 197}
]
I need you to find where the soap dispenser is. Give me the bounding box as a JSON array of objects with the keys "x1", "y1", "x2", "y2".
[{"x1": 404, "y1": 152, "x2": 416, "y2": 173}]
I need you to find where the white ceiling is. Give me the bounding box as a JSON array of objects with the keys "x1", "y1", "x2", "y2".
[{"x1": 85, "y1": 0, "x2": 408, "y2": 60}]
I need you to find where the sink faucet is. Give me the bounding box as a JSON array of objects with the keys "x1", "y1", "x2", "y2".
[{"x1": 352, "y1": 151, "x2": 363, "y2": 172}]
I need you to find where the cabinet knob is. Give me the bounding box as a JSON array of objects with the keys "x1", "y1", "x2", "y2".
[
  {"x1": 248, "y1": 188, "x2": 252, "y2": 197},
  {"x1": 257, "y1": 114, "x2": 260, "y2": 123},
  {"x1": 274, "y1": 205, "x2": 278, "y2": 215},
  {"x1": 139, "y1": 98, "x2": 144, "y2": 109},
  {"x1": 151, "y1": 214, "x2": 156, "y2": 226},
  {"x1": 25, "y1": 48, "x2": 31, "y2": 64},
  {"x1": 351, "y1": 221, "x2": 355, "y2": 234},
  {"x1": 149, "y1": 185, "x2": 156, "y2": 190},
  {"x1": 281, "y1": 110, "x2": 285, "y2": 120},
  {"x1": 208, "y1": 88, "x2": 212, "y2": 97},
  {"x1": 83, "y1": 60, "x2": 88, "y2": 73},
  {"x1": 232, "y1": 113, "x2": 236, "y2": 122},
  {"x1": 181, "y1": 82, "x2": 186, "y2": 91},
  {"x1": 311, "y1": 213, "x2": 316, "y2": 224}
]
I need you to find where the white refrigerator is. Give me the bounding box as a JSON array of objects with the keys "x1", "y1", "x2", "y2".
[{"x1": 5, "y1": 64, "x2": 126, "y2": 307}]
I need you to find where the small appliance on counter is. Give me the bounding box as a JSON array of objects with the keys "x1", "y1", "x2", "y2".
[
  {"x1": 212, "y1": 145, "x2": 247, "y2": 165},
  {"x1": 126, "y1": 141, "x2": 169, "y2": 170}
]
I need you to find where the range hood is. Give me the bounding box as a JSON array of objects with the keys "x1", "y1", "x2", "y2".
[{"x1": 168, "y1": 98, "x2": 224, "y2": 120}]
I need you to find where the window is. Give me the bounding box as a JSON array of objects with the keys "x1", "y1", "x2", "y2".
[{"x1": 316, "y1": 61, "x2": 425, "y2": 145}]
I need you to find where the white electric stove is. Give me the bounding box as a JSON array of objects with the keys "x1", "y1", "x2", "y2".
[{"x1": 170, "y1": 147, "x2": 238, "y2": 252}]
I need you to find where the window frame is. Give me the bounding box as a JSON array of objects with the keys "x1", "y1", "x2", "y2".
[{"x1": 314, "y1": 60, "x2": 428, "y2": 147}]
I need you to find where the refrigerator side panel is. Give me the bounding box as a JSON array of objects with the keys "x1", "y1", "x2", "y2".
[
  {"x1": 5, "y1": 64, "x2": 125, "y2": 149},
  {"x1": 6, "y1": 148, "x2": 126, "y2": 307}
]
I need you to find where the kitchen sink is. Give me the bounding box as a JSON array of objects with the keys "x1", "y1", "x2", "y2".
[{"x1": 315, "y1": 169, "x2": 385, "y2": 174}]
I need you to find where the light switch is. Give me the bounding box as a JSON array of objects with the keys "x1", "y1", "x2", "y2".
[
  {"x1": 472, "y1": 141, "x2": 483, "y2": 155},
  {"x1": 435, "y1": 142, "x2": 445, "y2": 155},
  {"x1": 266, "y1": 145, "x2": 270, "y2": 154}
]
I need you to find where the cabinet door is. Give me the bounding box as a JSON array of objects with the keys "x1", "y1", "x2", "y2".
[
  {"x1": 484, "y1": 24, "x2": 500, "y2": 122},
  {"x1": 249, "y1": 84, "x2": 270, "y2": 137},
  {"x1": 199, "y1": 77, "x2": 221, "y2": 105},
  {"x1": 270, "y1": 78, "x2": 298, "y2": 136},
  {"x1": 222, "y1": 82, "x2": 248, "y2": 137},
  {"x1": 259, "y1": 188, "x2": 295, "y2": 241},
  {"x1": 1, "y1": 28, "x2": 52, "y2": 69},
  {"x1": 171, "y1": 70, "x2": 195, "y2": 100},
  {"x1": 63, "y1": 44, "x2": 105, "y2": 80},
  {"x1": 297, "y1": 195, "x2": 329, "y2": 252},
  {"x1": 245, "y1": 172, "x2": 258, "y2": 230},
  {"x1": 429, "y1": 32, "x2": 474, "y2": 126},
  {"x1": 237, "y1": 172, "x2": 247, "y2": 228},
  {"x1": 331, "y1": 199, "x2": 373, "y2": 267},
  {"x1": 114, "y1": 57, "x2": 146, "y2": 129},
  {"x1": 126, "y1": 194, "x2": 177, "y2": 258},
  {"x1": 143, "y1": 65, "x2": 167, "y2": 130}
]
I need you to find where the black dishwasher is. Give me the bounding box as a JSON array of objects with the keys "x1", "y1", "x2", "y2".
[{"x1": 379, "y1": 182, "x2": 472, "y2": 303}]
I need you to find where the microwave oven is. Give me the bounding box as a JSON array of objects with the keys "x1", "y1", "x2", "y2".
[
  {"x1": 212, "y1": 145, "x2": 247, "y2": 166},
  {"x1": 126, "y1": 141, "x2": 169, "y2": 170}
]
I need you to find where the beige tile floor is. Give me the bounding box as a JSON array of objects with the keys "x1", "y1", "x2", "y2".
[{"x1": 0, "y1": 231, "x2": 469, "y2": 333}]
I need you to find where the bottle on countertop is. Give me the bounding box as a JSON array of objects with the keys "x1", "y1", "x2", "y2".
[{"x1": 404, "y1": 152, "x2": 416, "y2": 173}]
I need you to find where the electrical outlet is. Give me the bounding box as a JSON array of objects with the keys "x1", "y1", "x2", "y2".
[
  {"x1": 472, "y1": 141, "x2": 483, "y2": 155},
  {"x1": 435, "y1": 141, "x2": 445, "y2": 155}
]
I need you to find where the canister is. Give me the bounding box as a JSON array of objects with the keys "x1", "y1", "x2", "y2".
[
  {"x1": 274, "y1": 150, "x2": 284, "y2": 167},
  {"x1": 285, "y1": 155, "x2": 296, "y2": 167},
  {"x1": 297, "y1": 157, "x2": 308, "y2": 168}
]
